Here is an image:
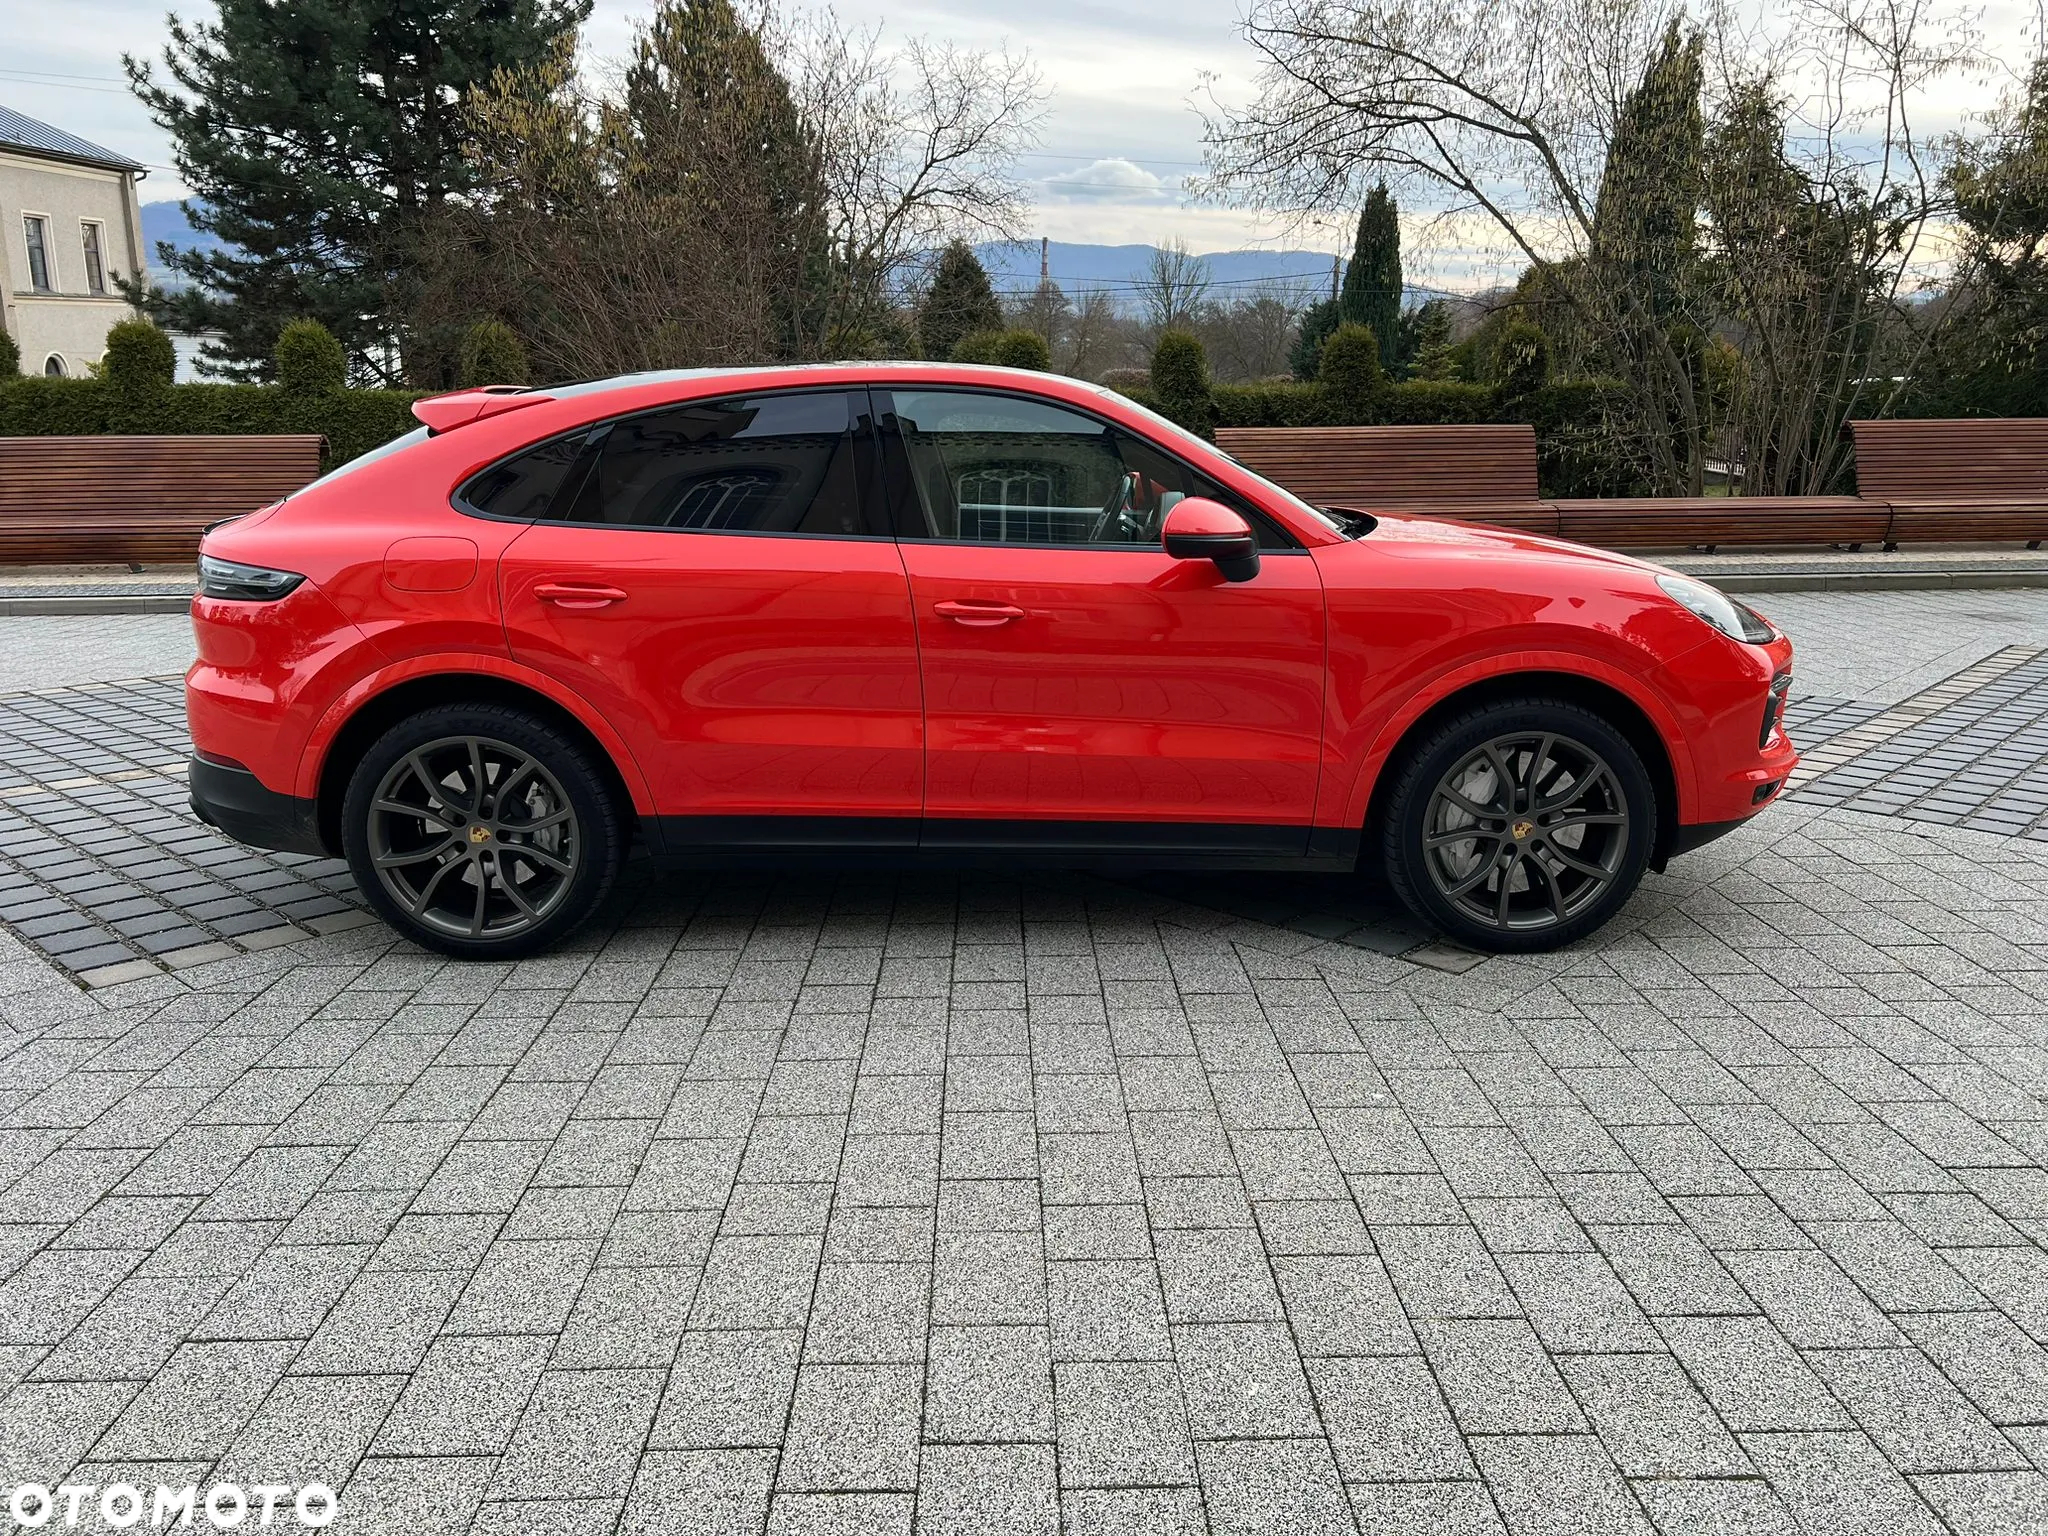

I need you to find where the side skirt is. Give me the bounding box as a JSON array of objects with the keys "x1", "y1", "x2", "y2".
[{"x1": 647, "y1": 815, "x2": 1361, "y2": 873}]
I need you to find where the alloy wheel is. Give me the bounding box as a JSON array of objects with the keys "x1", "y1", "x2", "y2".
[
  {"x1": 1420, "y1": 730, "x2": 1630, "y2": 934},
  {"x1": 364, "y1": 734, "x2": 580, "y2": 941}
]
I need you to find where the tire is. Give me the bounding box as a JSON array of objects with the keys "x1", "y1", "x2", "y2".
[
  {"x1": 1380, "y1": 698, "x2": 1656, "y2": 953},
  {"x1": 341, "y1": 703, "x2": 623, "y2": 959}
]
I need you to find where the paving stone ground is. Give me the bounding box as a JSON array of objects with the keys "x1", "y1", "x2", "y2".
[{"x1": 0, "y1": 590, "x2": 2045, "y2": 1535}]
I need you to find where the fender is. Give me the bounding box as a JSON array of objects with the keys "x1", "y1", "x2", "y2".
[
  {"x1": 1331, "y1": 646, "x2": 1701, "y2": 832},
  {"x1": 294, "y1": 650, "x2": 658, "y2": 814}
]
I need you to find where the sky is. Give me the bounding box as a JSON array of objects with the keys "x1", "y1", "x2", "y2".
[{"x1": 3, "y1": 0, "x2": 2041, "y2": 289}]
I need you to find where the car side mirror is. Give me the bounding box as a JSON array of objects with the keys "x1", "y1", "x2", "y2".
[{"x1": 1162, "y1": 498, "x2": 1261, "y2": 583}]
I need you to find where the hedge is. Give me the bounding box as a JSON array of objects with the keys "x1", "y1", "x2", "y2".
[{"x1": 0, "y1": 377, "x2": 423, "y2": 472}]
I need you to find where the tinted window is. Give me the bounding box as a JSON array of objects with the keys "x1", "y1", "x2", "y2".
[
  {"x1": 556, "y1": 391, "x2": 865, "y2": 535},
  {"x1": 885, "y1": 389, "x2": 1288, "y2": 548},
  {"x1": 463, "y1": 432, "x2": 587, "y2": 518}
]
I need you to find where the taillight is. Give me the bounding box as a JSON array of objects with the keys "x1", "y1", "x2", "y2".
[
  {"x1": 1761, "y1": 670, "x2": 1792, "y2": 748},
  {"x1": 197, "y1": 553, "x2": 305, "y2": 601}
]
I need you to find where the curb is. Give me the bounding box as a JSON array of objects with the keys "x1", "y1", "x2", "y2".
[
  {"x1": 1705, "y1": 569, "x2": 2048, "y2": 593},
  {"x1": 0, "y1": 595, "x2": 193, "y2": 615}
]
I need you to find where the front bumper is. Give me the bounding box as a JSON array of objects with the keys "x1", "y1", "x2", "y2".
[{"x1": 188, "y1": 755, "x2": 327, "y2": 856}]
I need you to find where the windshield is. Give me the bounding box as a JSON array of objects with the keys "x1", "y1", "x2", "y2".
[
  {"x1": 294, "y1": 425, "x2": 430, "y2": 496},
  {"x1": 1095, "y1": 389, "x2": 1348, "y2": 537}
]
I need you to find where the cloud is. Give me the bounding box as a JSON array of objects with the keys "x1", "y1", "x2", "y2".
[{"x1": 1038, "y1": 157, "x2": 1175, "y2": 202}]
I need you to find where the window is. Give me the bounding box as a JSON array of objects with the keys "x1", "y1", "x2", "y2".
[
  {"x1": 550, "y1": 390, "x2": 867, "y2": 535},
  {"x1": 461, "y1": 432, "x2": 589, "y2": 519},
  {"x1": 883, "y1": 389, "x2": 1288, "y2": 548},
  {"x1": 80, "y1": 222, "x2": 105, "y2": 294},
  {"x1": 22, "y1": 217, "x2": 52, "y2": 292},
  {"x1": 42, "y1": 355, "x2": 64, "y2": 377}
]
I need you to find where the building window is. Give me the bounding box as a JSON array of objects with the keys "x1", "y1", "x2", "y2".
[
  {"x1": 80, "y1": 222, "x2": 106, "y2": 295},
  {"x1": 23, "y1": 216, "x2": 53, "y2": 292},
  {"x1": 43, "y1": 354, "x2": 66, "y2": 377}
]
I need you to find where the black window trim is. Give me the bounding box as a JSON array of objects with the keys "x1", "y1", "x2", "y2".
[
  {"x1": 869, "y1": 383, "x2": 1307, "y2": 555},
  {"x1": 450, "y1": 384, "x2": 895, "y2": 542}
]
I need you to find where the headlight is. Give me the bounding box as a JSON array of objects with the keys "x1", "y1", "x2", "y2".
[
  {"x1": 1656, "y1": 575, "x2": 1773, "y2": 644},
  {"x1": 197, "y1": 554, "x2": 305, "y2": 601}
]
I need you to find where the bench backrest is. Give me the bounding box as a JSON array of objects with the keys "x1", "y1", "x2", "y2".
[
  {"x1": 0, "y1": 434, "x2": 326, "y2": 563},
  {"x1": 1850, "y1": 418, "x2": 2048, "y2": 501},
  {"x1": 1213, "y1": 424, "x2": 1542, "y2": 507}
]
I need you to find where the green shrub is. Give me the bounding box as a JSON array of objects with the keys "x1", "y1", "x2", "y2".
[
  {"x1": 1494, "y1": 320, "x2": 1552, "y2": 399},
  {"x1": 275, "y1": 318, "x2": 347, "y2": 392},
  {"x1": 101, "y1": 319, "x2": 176, "y2": 393},
  {"x1": 1290, "y1": 297, "x2": 1341, "y2": 380},
  {"x1": 1150, "y1": 331, "x2": 1213, "y2": 436},
  {"x1": 456, "y1": 320, "x2": 529, "y2": 387},
  {"x1": 0, "y1": 329, "x2": 19, "y2": 378},
  {"x1": 0, "y1": 375, "x2": 422, "y2": 473},
  {"x1": 990, "y1": 328, "x2": 1052, "y2": 371},
  {"x1": 1096, "y1": 368, "x2": 1151, "y2": 396},
  {"x1": 949, "y1": 330, "x2": 1002, "y2": 364},
  {"x1": 1317, "y1": 323, "x2": 1384, "y2": 414}
]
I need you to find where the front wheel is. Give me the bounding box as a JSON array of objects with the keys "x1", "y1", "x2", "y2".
[
  {"x1": 341, "y1": 704, "x2": 623, "y2": 959},
  {"x1": 1380, "y1": 699, "x2": 1656, "y2": 953}
]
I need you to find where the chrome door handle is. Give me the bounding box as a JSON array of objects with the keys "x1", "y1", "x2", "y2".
[
  {"x1": 534, "y1": 582, "x2": 627, "y2": 610},
  {"x1": 934, "y1": 599, "x2": 1026, "y2": 626}
]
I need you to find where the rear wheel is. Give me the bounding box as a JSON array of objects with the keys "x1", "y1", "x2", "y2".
[
  {"x1": 341, "y1": 704, "x2": 622, "y2": 958},
  {"x1": 1381, "y1": 699, "x2": 1655, "y2": 952}
]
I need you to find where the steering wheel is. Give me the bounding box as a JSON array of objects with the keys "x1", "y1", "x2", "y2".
[{"x1": 1088, "y1": 472, "x2": 1150, "y2": 544}]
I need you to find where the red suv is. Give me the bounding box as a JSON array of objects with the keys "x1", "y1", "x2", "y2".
[{"x1": 187, "y1": 364, "x2": 1796, "y2": 958}]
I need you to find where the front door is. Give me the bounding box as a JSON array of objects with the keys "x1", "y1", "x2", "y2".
[
  {"x1": 498, "y1": 388, "x2": 923, "y2": 847},
  {"x1": 875, "y1": 387, "x2": 1326, "y2": 857}
]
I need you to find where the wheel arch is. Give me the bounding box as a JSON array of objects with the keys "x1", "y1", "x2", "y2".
[
  {"x1": 310, "y1": 672, "x2": 644, "y2": 858},
  {"x1": 1359, "y1": 669, "x2": 1686, "y2": 871}
]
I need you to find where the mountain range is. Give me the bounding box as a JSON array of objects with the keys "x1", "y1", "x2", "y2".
[{"x1": 139, "y1": 204, "x2": 1455, "y2": 312}]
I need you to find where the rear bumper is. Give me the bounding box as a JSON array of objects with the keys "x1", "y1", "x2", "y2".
[{"x1": 188, "y1": 755, "x2": 327, "y2": 856}]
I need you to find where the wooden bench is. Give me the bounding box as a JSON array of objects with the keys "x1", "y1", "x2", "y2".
[
  {"x1": 1552, "y1": 496, "x2": 1888, "y2": 552},
  {"x1": 1851, "y1": 418, "x2": 2048, "y2": 547},
  {"x1": 0, "y1": 435, "x2": 325, "y2": 565},
  {"x1": 1214, "y1": 424, "x2": 1558, "y2": 535}
]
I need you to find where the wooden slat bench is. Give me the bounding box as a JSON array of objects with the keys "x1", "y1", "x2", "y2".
[
  {"x1": 0, "y1": 435, "x2": 325, "y2": 565},
  {"x1": 1850, "y1": 419, "x2": 2048, "y2": 547},
  {"x1": 1553, "y1": 496, "x2": 1889, "y2": 552},
  {"x1": 1214, "y1": 424, "x2": 1559, "y2": 535}
]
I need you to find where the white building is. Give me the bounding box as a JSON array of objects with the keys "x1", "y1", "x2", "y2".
[{"x1": 0, "y1": 105, "x2": 149, "y2": 379}]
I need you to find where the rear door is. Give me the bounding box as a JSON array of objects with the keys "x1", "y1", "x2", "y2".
[
  {"x1": 875, "y1": 386, "x2": 1326, "y2": 857},
  {"x1": 496, "y1": 388, "x2": 923, "y2": 848}
]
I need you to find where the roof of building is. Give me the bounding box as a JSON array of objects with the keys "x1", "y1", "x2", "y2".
[{"x1": 0, "y1": 105, "x2": 144, "y2": 173}]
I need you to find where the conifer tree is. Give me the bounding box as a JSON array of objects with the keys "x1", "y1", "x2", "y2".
[
  {"x1": 125, "y1": 0, "x2": 588, "y2": 380},
  {"x1": 918, "y1": 242, "x2": 1003, "y2": 363},
  {"x1": 1340, "y1": 183, "x2": 1402, "y2": 370}
]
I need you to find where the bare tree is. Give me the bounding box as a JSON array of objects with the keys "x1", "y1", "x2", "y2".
[
  {"x1": 415, "y1": 0, "x2": 1045, "y2": 377},
  {"x1": 1059, "y1": 286, "x2": 1124, "y2": 376},
  {"x1": 1199, "y1": 0, "x2": 1985, "y2": 493},
  {"x1": 1138, "y1": 238, "x2": 1213, "y2": 336},
  {"x1": 792, "y1": 20, "x2": 1047, "y2": 344},
  {"x1": 1200, "y1": 285, "x2": 1301, "y2": 379}
]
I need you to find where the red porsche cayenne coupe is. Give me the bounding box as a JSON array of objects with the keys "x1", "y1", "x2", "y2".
[{"x1": 186, "y1": 363, "x2": 1797, "y2": 958}]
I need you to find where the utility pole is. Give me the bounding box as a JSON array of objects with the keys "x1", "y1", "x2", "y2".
[
  {"x1": 1330, "y1": 249, "x2": 1339, "y2": 305},
  {"x1": 1040, "y1": 236, "x2": 1050, "y2": 286}
]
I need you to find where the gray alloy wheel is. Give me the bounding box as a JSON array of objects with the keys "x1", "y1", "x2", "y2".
[
  {"x1": 1420, "y1": 731, "x2": 1630, "y2": 934},
  {"x1": 365, "y1": 734, "x2": 580, "y2": 941},
  {"x1": 342, "y1": 703, "x2": 622, "y2": 958},
  {"x1": 1380, "y1": 699, "x2": 1656, "y2": 953}
]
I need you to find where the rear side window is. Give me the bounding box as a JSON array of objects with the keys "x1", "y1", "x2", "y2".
[
  {"x1": 463, "y1": 432, "x2": 587, "y2": 518},
  {"x1": 552, "y1": 391, "x2": 866, "y2": 535}
]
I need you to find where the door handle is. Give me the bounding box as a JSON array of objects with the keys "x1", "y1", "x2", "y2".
[
  {"x1": 534, "y1": 582, "x2": 628, "y2": 610},
  {"x1": 934, "y1": 599, "x2": 1026, "y2": 627}
]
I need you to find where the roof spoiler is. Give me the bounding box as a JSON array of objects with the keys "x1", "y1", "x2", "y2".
[{"x1": 411, "y1": 386, "x2": 555, "y2": 435}]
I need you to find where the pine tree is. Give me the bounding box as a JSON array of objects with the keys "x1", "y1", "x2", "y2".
[
  {"x1": 1340, "y1": 184, "x2": 1402, "y2": 370},
  {"x1": 125, "y1": 0, "x2": 588, "y2": 381},
  {"x1": 1590, "y1": 19, "x2": 1703, "y2": 325},
  {"x1": 1289, "y1": 297, "x2": 1341, "y2": 380},
  {"x1": 918, "y1": 242, "x2": 1003, "y2": 363}
]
